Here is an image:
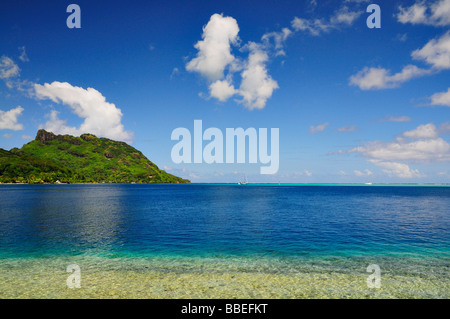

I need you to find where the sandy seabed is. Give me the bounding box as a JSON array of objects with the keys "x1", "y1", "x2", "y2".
[{"x1": 0, "y1": 255, "x2": 448, "y2": 299}]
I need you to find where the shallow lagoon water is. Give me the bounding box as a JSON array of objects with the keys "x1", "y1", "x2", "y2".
[{"x1": 0, "y1": 184, "x2": 449, "y2": 298}]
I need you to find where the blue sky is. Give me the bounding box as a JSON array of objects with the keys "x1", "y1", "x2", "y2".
[{"x1": 0, "y1": 0, "x2": 449, "y2": 183}]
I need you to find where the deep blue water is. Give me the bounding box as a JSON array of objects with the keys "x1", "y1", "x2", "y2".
[{"x1": 0, "y1": 184, "x2": 449, "y2": 259}]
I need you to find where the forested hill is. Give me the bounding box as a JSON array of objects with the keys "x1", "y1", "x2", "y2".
[{"x1": 0, "y1": 130, "x2": 189, "y2": 184}]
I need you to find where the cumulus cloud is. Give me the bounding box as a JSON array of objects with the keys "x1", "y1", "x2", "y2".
[
  {"x1": 349, "y1": 123, "x2": 450, "y2": 163},
  {"x1": 430, "y1": 87, "x2": 450, "y2": 106},
  {"x1": 344, "y1": 123, "x2": 450, "y2": 178},
  {"x1": 238, "y1": 43, "x2": 279, "y2": 109},
  {"x1": 209, "y1": 78, "x2": 236, "y2": 102},
  {"x1": 34, "y1": 81, "x2": 133, "y2": 142},
  {"x1": 402, "y1": 123, "x2": 439, "y2": 139},
  {"x1": 349, "y1": 65, "x2": 431, "y2": 90},
  {"x1": 350, "y1": 30, "x2": 450, "y2": 90},
  {"x1": 0, "y1": 106, "x2": 24, "y2": 131},
  {"x1": 369, "y1": 160, "x2": 424, "y2": 178},
  {"x1": 186, "y1": 13, "x2": 240, "y2": 81},
  {"x1": 309, "y1": 122, "x2": 329, "y2": 133},
  {"x1": 397, "y1": 0, "x2": 450, "y2": 27},
  {"x1": 186, "y1": 13, "x2": 280, "y2": 110},
  {"x1": 412, "y1": 31, "x2": 450, "y2": 70}
]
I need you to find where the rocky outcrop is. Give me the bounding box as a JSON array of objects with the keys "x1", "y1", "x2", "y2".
[{"x1": 35, "y1": 129, "x2": 57, "y2": 144}]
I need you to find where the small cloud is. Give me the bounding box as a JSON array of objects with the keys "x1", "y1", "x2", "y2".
[
  {"x1": 18, "y1": 46, "x2": 29, "y2": 62},
  {"x1": 209, "y1": 78, "x2": 236, "y2": 102},
  {"x1": 309, "y1": 122, "x2": 329, "y2": 133},
  {"x1": 379, "y1": 115, "x2": 412, "y2": 122},
  {"x1": 402, "y1": 123, "x2": 438, "y2": 139},
  {"x1": 349, "y1": 65, "x2": 431, "y2": 90},
  {"x1": 0, "y1": 56, "x2": 20, "y2": 88},
  {"x1": 397, "y1": 33, "x2": 408, "y2": 42},
  {"x1": 261, "y1": 28, "x2": 292, "y2": 56},
  {"x1": 354, "y1": 169, "x2": 373, "y2": 177},
  {"x1": 304, "y1": 169, "x2": 313, "y2": 177},
  {"x1": 2, "y1": 133, "x2": 12, "y2": 139},
  {"x1": 189, "y1": 173, "x2": 200, "y2": 179},
  {"x1": 412, "y1": 31, "x2": 450, "y2": 70},
  {"x1": 21, "y1": 135, "x2": 32, "y2": 140},
  {"x1": 430, "y1": 87, "x2": 450, "y2": 106},
  {"x1": 0, "y1": 106, "x2": 24, "y2": 131},
  {"x1": 370, "y1": 160, "x2": 424, "y2": 178},
  {"x1": 291, "y1": 5, "x2": 362, "y2": 36},
  {"x1": 337, "y1": 125, "x2": 357, "y2": 132},
  {"x1": 170, "y1": 67, "x2": 179, "y2": 79}
]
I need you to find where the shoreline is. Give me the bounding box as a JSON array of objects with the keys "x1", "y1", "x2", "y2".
[{"x1": 1, "y1": 182, "x2": 449, "y2": 187}]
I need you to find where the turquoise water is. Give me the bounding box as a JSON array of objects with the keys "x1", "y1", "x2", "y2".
[{"x1": 0, "y1": 184, "x2": 449, "y2": 298}]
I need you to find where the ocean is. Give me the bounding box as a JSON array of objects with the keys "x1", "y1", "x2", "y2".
[{"x1": 0, "y1": 184, "x2": 448, "y2": 298}]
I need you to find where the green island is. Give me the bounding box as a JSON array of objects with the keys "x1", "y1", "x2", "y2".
[{"x1": 0, "y1": 130, "x2": 189, "y2": 184}]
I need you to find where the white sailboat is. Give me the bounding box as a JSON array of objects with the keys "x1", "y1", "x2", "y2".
[{"x1": 238, "y1": 174, "x2": 248, "y2": 185}]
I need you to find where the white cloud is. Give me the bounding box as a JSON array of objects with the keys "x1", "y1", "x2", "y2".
[
  {"x1": 18, "y1": 46, "x2": 29, "y2": 62},
  {"x1": 331, "y1": 6, "x2": 362, "y2": 25},
  {"x1": 337, "y1": 125, "x2": 357, "y2": 132},
  {"x1": 349, "y1": 123, "x2": 450, "y2": 163},
  {"x1": 291, "y1": 6, "x2": 362, "y2": 36},
  {"x1": 349, "y1": 65, "x2": 431, "y2": 90},
  {"x1": 0, "y1": 106, "x2": 24, "y2": 131},
  {"x1": 186, "y1": 13, "x2": 240, "y2": 81},
  {"x1": 261, "y1": 28, "x2": 292, "y2": 56},
  {"x1": 402, "y1": 123, "x2": 438, "y2": 139},
  {"x1": 34, "y1": 81, "x2": 133, "y2": 142},
  {"x1": 309, "y1": 122, "x2": 329, "y2": 133},
  {"x1": 379, "y1": 115, "x2": 412, "y2": 122},
  {"x1": 412, "y1": 31, "x2": 450, "y2": 70},
  {"x1": 397, "y1": 0, "x2": 450, "y2": 26},
  {"x1": 2, "y1": 133, "x2": 12, "y2": 139},
  {"x1": 354, "y1": 169, "x2": 373, "y2": 176},
  {"x1": 370, "y1": 160, "x2": 424, "y2": 178},
  {"x1": 238, "y1": 43, "x2": 279, "y2": 110},
  {"x1": 0, "y1": 56, "x2": 20, "y2": 88},
  {"x1": 440, "y1": 121, "x2": 450, "y2": 134},
  {"x1": 186, "y1": 14, "x2": 278, "y2": 109},
  {"x1": 209, "y1": 78, "x2": 236, "y2": 102},
  {"x1": 291, "y1": 17, "x2": 332, "y2": 36},
  {"x1": 350, "y1": 31, "x2": 450, "y2": 90},
  {"x1": 304, "y1": 169, "x2": 313, "y2": 176},
  {"x1": 430, "y1": 87, "x2": 450, "y2": 106}
]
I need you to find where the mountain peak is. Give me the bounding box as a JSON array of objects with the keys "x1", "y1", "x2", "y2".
[{"x1": 35, "y1": 129, "x2": 56, "y2": 143}]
